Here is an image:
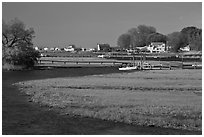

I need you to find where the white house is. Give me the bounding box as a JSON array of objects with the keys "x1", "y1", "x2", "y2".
[
  {"x1": 64, "y1": 45, "x2": 76, "y2": 52},
  {"x1": 50, "y1": 47, "x2": 55, "y2": 51},
  {"x1": 54, "y1": 47, "x2": 61, "y2": 51},
  {"x1": 89, "y1": 48, "x2": 95, "y2": 51},
  {"x1": 180, "y1": 45, "x2": 190, "y2": 52},
  {"x1": 126, "y1": 48, "x2": 139, "y2": 53},
  {"x1": 81, "y1": 48, "x2": 86, "y2": 51},
  {"x1": 97, "y1": 43, "x2": 111, "y2": 51},
  {"x1": 43, "y1": 47, "x2": 49, "y2": 51},
  {"x1": 34, "y1": 46, "x2": 39, "y2": 50},
  {"x1": 147, "y1": 42, "x2": 166, "y2": 53}
]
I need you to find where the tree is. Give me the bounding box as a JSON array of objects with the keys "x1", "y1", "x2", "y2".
[
  {"x1": 181, "y1": 26, "x2": 202, "y2": 51},
  {"x1": 137, "y1": 25, "x2": 156, "y2": 35},
  {"x1": 127, "y1": 28, "x2": 139, "y2": 48},
  {"x1": 146, "y1": 32, "x2": 167, "y2": 45},
  {"x1": 127, "y1": 25, "x2": 156, "y2": 48},
  {"x1": 117, "y1": 33, "x2": 131, "y2": 49},
  {"x1": 2, "y1": 18, "x2": 40, "y2": 67},
  {"x1": 167, "y1": 32, "x2": 187, "y2": 52},
  {"x1": 137, "y1": 25, "x2": 156, "y2": 46}
]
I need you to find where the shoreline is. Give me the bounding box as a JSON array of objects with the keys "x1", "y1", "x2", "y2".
[{"x1": 14, "y1": 69, "x2": 202, "y2": 133}]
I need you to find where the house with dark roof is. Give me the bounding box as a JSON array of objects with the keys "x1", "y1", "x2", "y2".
[{"x1": 97, "y1": 43, "x2": 111, "y2": 52}]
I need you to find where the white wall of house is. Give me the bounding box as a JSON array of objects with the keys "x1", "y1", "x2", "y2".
[
  {"x1": 97, "y1": 44, "x2": 101, "y2": 51},
  {"x1": 180, "y1": 45, "x2": 190, "y2": 52},
  {"x1": 146, "y1": 45, "x2": 154, "y2": 53},
  {"x1": 64, "y1": 47, "x2": 75, "y2": 52},
  {"x1": 34, "y1": 46, "x2": 39, "y2": 50},
  {"x1": 88, "y1": 48, "x2": 95, "y2": 51},
  {"x1": 54, "y1": 47, "x2": 61, "y2": 51},
  {"x1": 50, "y1": 47, "x2": 55, "y2": 51},
  {"x1": 147, "y1": 42, "x2": 166, "y2": 53},
  {"x1": 81, "y1": 48, "x2": 86, "y2": 51},
  {"x1": 43, "y1": 47, "x2": 49, "y2": 51}
]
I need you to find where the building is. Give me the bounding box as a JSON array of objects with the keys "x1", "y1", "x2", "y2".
[
  {"x1": 111, "y1": 47, "x2": 126, "y2": 52},
  {"x1": 81, "y1": 48, "x2": 86, "y2": 51},
  {"x1": 54, "y1": 47, "x2": 61, "y2": 51},
  {"x1": 180, "y1": 45, "x2": 190, "y2": 52},
  {"x1": 97, "y1": 43, "x2": 111, "y2": 52},
  {"x1": 34, "y1": 46, "x2": 39, "y2": 50},
  {"x1": 126, "y1": 48, "x2": 139, "y2": 53},
  {"x1": 64, "y1": 45, "x2": 76, "y2": 52},
  {"x1": 147, "y1": 42, "x2": 166, "y2": 53},
  {"x1": 43, "y1": 47, "x2": 49, "y2": 51},
  {"x1": 86, "y1": 48, "x2": 95, "y2": 52},
  {"x1": 50, "y1": 47, "x2": 55, "y2": 51},
  {"x1": 135, "y1": 46, "x2": 147, "y2": 52}
]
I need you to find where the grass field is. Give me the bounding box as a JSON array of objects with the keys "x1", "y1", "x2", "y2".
[{"x1": 15, "y1": 69, "x2": 202, "y2": 131}]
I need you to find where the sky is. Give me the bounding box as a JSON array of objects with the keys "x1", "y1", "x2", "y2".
[{"x1": 2, "y1": 2, "x2": 202, "y2": 48}]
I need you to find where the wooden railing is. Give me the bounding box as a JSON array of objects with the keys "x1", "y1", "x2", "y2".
[
  {"x1": 37, "y1": 59, "x2": 128, "y2": 66},
  {"x1": 36, "y1": 59, "x2": 202, "y2": 69}
]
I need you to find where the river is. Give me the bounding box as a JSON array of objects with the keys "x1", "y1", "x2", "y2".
[{"x1": 2, "y1": 67, "x2": 201, "y2": 135}]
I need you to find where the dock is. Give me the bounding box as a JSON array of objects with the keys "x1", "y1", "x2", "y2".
[
  {"x1": 36, "y1": 58, "x2": 202, "y2": 70},
  {"x1": 36, "y1": 58, "x2": 127, "y2": 68}
]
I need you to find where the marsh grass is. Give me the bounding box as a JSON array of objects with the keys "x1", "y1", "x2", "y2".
[{"x1": 15, "y1": 69, "x2": 202, "y2": 131}]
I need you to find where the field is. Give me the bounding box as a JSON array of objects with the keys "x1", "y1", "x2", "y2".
[{"x1": 15, "y1": 69, "x2": 202, "y2": 131}]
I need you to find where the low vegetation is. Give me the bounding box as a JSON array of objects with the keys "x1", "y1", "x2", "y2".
[{"x1": 15, "y1": 69, "x2": 202, "y2": 131}]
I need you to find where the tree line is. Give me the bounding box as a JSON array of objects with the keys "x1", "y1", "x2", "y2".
[
  {"x1": 2, "y1": 19, "x2": 202, "y2": 69},
  {"x1": 117, "y1": 25, "x2": 202, "y2": 52}
]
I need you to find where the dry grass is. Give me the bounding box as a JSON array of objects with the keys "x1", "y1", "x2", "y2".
[{"x1": 15, "y1": 69, "x2": 202, "y2": 131}]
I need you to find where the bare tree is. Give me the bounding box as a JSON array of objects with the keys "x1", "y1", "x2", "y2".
[
  {"x1": 2, "y1": 18, "x2": 39, "y2": 67},
  {"x1": 2, "y1": 18, "x2": 35, "y2": 48}
]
